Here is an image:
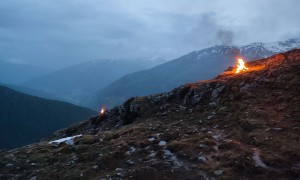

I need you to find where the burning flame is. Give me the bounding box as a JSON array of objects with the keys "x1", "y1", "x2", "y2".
[
  {"x1": 100, "y1": 107, "x2": 105, "y2": 115},
  {"x1": 236, "y1": 58, "x2": 249, "y2": 73}
]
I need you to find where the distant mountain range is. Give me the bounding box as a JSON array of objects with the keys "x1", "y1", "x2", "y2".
[
  {"x1": 82, "y1": 38, "x2": 300, "y2": 109},
  {"x1": 23, "y1": 58, "x2": 164, "y2": 104},
  {"x1": 0, "y1": 61, "x2": 52, "y2": 84},
  {"x1": 0, "y1": 85, "x2": 96, "y2": 149}
]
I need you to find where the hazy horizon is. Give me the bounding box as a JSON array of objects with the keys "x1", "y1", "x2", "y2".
[{"x1": 1, "y1": 0, "x2": 299, "y2": 69}]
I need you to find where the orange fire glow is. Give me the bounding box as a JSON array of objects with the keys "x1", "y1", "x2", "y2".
[
  {"x1": 236, "y1": 58, "x2": 249, "y2": 73},
  {"x1": 100, "y1": 107, "x2": 105, "y2": 115}
]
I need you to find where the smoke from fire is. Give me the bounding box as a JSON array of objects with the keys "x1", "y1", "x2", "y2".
[
  {"x1": 216, "y1": 30, "x2": 234, "y2": 45},
  {"x1": 216, "y1": 29, "x2": 241, "y2": 57}
]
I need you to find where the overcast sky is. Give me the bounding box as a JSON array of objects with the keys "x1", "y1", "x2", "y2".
[{"x1": 0, "y1": 0, "x2": 299, "y2": 68}]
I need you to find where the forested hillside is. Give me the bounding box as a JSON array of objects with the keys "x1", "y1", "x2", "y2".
[{"x1": 0, "y1": 85, "x2": 96, "y2": 149}]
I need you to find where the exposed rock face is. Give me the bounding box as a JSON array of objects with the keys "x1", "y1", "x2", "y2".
[{"x1": 0, "y1": 49, "x2": 299, "y2": 179}]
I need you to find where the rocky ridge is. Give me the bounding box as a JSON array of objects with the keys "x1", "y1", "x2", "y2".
[{"x1": 0, "y1": 49, "x2": 299, "y2": 179}]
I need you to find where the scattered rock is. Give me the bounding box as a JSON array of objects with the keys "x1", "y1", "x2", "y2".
[
  {"x1": 29, "y1": 176, "x2": 37, "y2": 180},
  {"x1": 199, "y1": 144, "x2": 207, "y2": 148},
  {"x1": 211, "y1": 85, "x2": 225, "y2": 100},
  {"x1": 148, "y1": 152, "x2": 156, "y2": 157},
  {"x1": 127, "y1": 160, "x2": 135, "y2": 165},
  {"x1": 116, "y1": 172, "x2": 123, "y2": 177},
  {"x1": 219, "y1": 106, "x2": 227, "y2": 111},
  {"x1": 272, "y1": 128, "x2": 283, "y2": 131},
  {"x1": 159, "y1": 141, "x2": 167, "y2": 146},
  {"x1": 214, "y1": 170, "x2": 223, "y2": 176},
  {"x1": 179, "y1": 105, "x2": 187, "y2": 111},
  {"x1": 198, "y1": 156, "x2": 207, "y2": 162},
  {"x1": 252, "y1": 150, "x2": 267, "y2": 168},
  {"x1": 240, "y1": 84, "x2": 250, "y2": 92},
  {"x1": 192, "y1": 96, "x2": 201, "y2": 105},
  {"x1": 213, "y1": 125, "x2": 219, "y2": 129},
  {"x1": 148, "y1": 137, "x2": 155, "y2": 142},
  {"x1": 5, "y1": 163, "x2": 13, "y2": 167},
  {"x1": 161, "y1": 111, "x2": 168, "y2": 116},
  {"x1": 125, "y1": 147, "x2": 136, "y2": 155},
  {"x1": 209, "y1": 102, "x2": 217, "y2": 108},
  {"x1": 249, "y1": 81, "x2": 258, "y2": 89},
  {"x1": 207, "y1": 115, "x2": 214, "y2": 120}
]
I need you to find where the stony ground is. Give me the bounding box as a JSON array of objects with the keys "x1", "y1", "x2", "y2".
[{"x1": 0, "y1": 49, "x2": 299, "y2": 180}]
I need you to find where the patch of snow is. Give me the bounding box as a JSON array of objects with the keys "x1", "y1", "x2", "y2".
[{"x1": 49, "y1": 134, "x2": 82, "y2": 145}]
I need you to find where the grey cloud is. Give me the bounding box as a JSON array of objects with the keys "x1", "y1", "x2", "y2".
[{"x1": 0, "y1": 0, "x2": 299, "y2": 68}]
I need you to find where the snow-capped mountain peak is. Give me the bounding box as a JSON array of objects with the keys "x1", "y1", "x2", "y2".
[
  {"x1": 194, "y1": 38, "x2": 300, "y2": 60},
  {"x1": 262, "y1": 38, "x2": 300, "y2": 52}
]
